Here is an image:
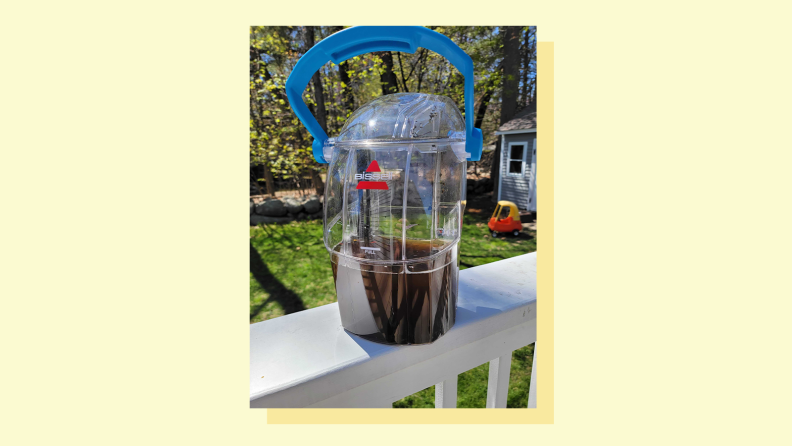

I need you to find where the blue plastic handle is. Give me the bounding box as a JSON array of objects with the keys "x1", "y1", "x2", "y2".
[{"x1": 285, "y1": 26, "x2": 483, "y2": 163}]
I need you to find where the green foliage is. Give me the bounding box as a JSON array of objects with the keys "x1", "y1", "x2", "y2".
[
  {"x1": 250, "y1": 27, "x2": 317, "y2": 180},
  {"x1": 250, "y1": 26, "x2": 537, "y2": 180}
]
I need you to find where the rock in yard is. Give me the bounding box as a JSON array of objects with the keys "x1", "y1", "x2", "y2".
[
  {"x1": 255, "y1": 198, "x2": 287, "y2": 217},
  {"x1": 303, "y1": 197, "x2": 322, "y2": 214},
  {"x1": 250, "y1": 214, "x2": 293, "y2": 225},
  {"x1": 282, "y1": 196, "x2": 304, "y2": 214}
]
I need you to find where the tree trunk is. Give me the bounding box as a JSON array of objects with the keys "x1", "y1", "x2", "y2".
[
  {"x1": 249, "y1": 48, "x2": 275, "y2": 197},
  {"x1": 297, "y1": 27, "x2": 328, "y2": 196},
  {"x1": 474, "y1": 79, "x2": 494, "y2": 129},
  {"x1": 521, "y1": 27, "x2": 535, "y2": 108},
  {"x1": 472, "y1": 79, "x2": 495, "y2": 180},
  {"x1": 311, "y1": 170, "x2": 324, "y2": 196},
  {"x1": 529, "y1": 77, "x2": 536, "y2": 104},
  {"x1": 305, "y1": 27, "x2": 327, "y2": 132},
  {"x1": 492, "y1": 26, "x2": 522, "y2": 202},
  {"x1": 292, "y1": 119, "x2": 324, "y2": 195},
  {"x1": 262, "y1": 154, "x2": 276, "y2": 196},
  {"x1": 396, "y1": 52, "x2": 409, "y2": 92},
  {"x1": 500, "y1": 26, "x2": 521, "y2": 126},
  {"x1": 311, "y1": 68, "x2": 327, "y2": 132},
  {"x1": 338, "y1": 61, "x2": 354, "y2": 115},
  {"x1": 331, "y1": 26, "x2": 355, "y2": 117},
  {"x1": 377, "y1": 51, "x2": 399, "y2": 95},
  {"x1": 519, "y1": 29, "x2": 528, "y2": 109},
  {"x1": 416, "y1": 49, "x2": 427, "y2": 92}
]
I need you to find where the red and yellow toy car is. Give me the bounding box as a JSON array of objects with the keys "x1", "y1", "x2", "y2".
[{"x1": 488, "y1": 200, "x2": 523, "y2": 237}]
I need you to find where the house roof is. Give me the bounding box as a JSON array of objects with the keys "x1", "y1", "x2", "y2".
[{"x1": 496, "y1": 103, "x2": 536, "y2": 134}]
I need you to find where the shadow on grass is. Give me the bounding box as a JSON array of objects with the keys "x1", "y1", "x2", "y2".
[
  {"x1": 256, "y1": 221, "x2": 323, "y2": 251},
  {"x1": 461, "y1": 254, "x2": 508, "y2": 259},
  {"x1": 250, "y1": 241, "x2": 305, "y2": 321},
  {"x1": 257, "y1": 224, "x2": 299, "y2": 249}
]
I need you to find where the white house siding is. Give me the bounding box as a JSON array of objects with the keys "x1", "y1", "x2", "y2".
[{"x1": 499, "y1": 133, "x2": 536, "y2": 210}]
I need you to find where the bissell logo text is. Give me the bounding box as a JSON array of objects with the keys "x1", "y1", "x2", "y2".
[
  {"x1": 356, "y1": 160, "x2": 390, "y2": 190},
  {"x1": 354, "y1": 172, "x2": 395, "y2": 180}
]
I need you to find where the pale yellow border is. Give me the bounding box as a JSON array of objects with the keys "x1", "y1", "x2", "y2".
[
  {"x1": 268, "y1": 42, "x2": 554, "y2": 425},
  {"x1": 4, "y1": 0, "x2": 789, "y2": 441}
]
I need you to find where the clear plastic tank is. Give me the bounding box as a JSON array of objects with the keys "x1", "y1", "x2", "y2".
[
  {"x1": 285, "y1": 26, "x2": 483, "y2": 344},
  {"x1": 323, "y1": 93, "x2": 467, "y2": 344}
]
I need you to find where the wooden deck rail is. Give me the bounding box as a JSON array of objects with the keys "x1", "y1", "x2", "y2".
[{"x1": 250, "y1": 252, "x2": 537, "y2": 408}]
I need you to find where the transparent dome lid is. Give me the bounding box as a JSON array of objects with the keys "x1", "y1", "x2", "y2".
[
  {"x1": 323, "y1": 93, "x2": 469, "y2": 162},
  {"x1": 323, "y1": 93, "x2": 468, "y2": 268}
]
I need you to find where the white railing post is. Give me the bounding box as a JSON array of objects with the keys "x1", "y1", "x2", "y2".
[
  {"x1": 435, "y1": 375, "x2": 458, "y2": 408},
  {"x1": 486, "y1": 353, "x2": 512, "y2": 408},
  {"x1": 527, "y1": 345, "x2": 537, "y2": 408}
]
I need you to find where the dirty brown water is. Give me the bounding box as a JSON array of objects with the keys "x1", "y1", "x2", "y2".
[{"x1": 331, "y1": 237, "x2": 458, "y2": 345}]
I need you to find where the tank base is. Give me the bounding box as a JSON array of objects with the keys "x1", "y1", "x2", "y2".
[{"x1": 344, "y1": 322, "x2": 455, "y2": 345}]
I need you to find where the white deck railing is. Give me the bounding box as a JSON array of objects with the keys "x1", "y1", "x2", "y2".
[{"x1": 250, "y1": 252, "x2": 537, "y2": 408}]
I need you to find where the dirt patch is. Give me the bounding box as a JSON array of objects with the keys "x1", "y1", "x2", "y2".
[{"x1": 464, "y1": 191, "x2": 498, "y2": 215}]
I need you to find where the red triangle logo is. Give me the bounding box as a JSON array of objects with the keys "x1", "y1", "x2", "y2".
[
  {"x1": 365, "y1": 160, "x2": 381, "y2": 173},
  {"x1": 357, "y1": 160, "x2": 389, "y2": 190}
]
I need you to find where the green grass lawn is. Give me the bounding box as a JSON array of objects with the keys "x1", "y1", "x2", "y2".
[
  {"x1": 392, "y1": 343, "x2": 534, "y2": 408},
  {"x1": 250, "y1": 201, "x2": 536, "y2": 408}
]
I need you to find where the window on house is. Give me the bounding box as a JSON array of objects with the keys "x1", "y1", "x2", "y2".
[{"x1": 508, "y1": 144, "x2": 525, "y2": 175}]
